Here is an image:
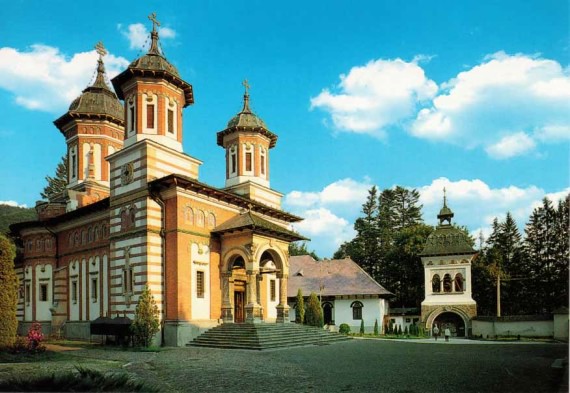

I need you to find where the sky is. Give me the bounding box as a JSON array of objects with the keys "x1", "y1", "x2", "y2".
[{"x1": 0, "y1": 0, "x2": 568, "y2": 257}]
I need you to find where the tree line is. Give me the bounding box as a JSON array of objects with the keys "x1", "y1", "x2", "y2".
[{"x1": 331, "y1": 185, "x2": 569, "y2": 315}]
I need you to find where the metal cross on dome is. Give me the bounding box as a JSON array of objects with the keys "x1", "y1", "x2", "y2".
[
  {"x1": 95, "y1": 41, "x2": 107, "y2": 59},
  {"x1": 148, "y1": 12, "x2": 160, "y2": 32},
  {"x1": 242, "y1": 79, "x2": 250, "y2": 95}
]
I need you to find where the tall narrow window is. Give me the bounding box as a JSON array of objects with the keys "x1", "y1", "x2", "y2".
[
  {"x1": 196, "y1": 271, "x2": 205, "y2": 298},
  {"x1": 167, "y1": 109, "x2": 174, "y2": 133},
  {"x1": 231, "y1": 153, "x2": 237, "y2": 174},
  {"x1": 71, "y1": 281, "x2": 78, "y2": 303},
  {"x1": 245, "y1": 152, "x2": 252, "y2": 172},
  {"x1": 71, "y1": 152, "x2": 77, "y2": 178},
  {"x1": 129, "y1": 105, "x2": 135, "y2": 132},
  {"x1": 432, "y1": 274, "x2": 441, "y2": 293},
  {"x1": 443, "y1": 274, "x2": 452, "y2": 293},
  {"x1": 39, "y1": 283, "x2": 48, "y2": 302},
  {"x1": 260, "y1": 149, "x2": 266, "y2": 175},
  {"x1": 91, "y1": 277, "x2": 98, "y2": 301},
  {"x1": 270, "y1": 279, "x2": 276, "y2": 302},
  {"x1": 25, "y1": 284, "x2": 30, "y2": 304},
  {"x1": 454, "y1": 273, "x2": 464, "y2": 292},
  {"x1": 351, "y1": 301, "x2": 363, "y2": 320},
  {"x1": 123, "y1": 268, "x2": 134, "y2": 294},
  {"x1": 146, "y1": 104, "x2": 155, "y2": 129}
]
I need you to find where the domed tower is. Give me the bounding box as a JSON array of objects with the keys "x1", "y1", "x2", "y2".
[
  {"x1": 217, "y1": 80, "x2": 281, "y2": 209},
  {"x1": 53, "y1": 42, "x2": 125, "y2": 209},
  {"x1": 111, "y1": 13, "x2": 193, "y2": 153},
  {"x1": 420, "y1": 189, "x2": 477, "y2": 337}
]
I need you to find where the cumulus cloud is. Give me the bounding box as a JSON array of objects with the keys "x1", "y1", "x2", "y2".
[
  {"x1": 118, "y1": 23, "x2": 177, "y2": 51},
  {"x1": 310, "y1": 57, "x2": 437, "y2": 138},
  {"x1": 0, "y1": 200, "x2": 28, "y2": 208},
  {"x1": 0, "y1": 45, "x2": 129, "y2": 112},
  {"x1": 411, "y1": 52, "x2": 570, "y2": 157},
  {"x1": 286, "y1": 176, "x2": 569, "y2": 257}
]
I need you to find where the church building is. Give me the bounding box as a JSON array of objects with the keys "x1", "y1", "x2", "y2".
[
  {"x1": 10, "y1": 15, "x2": 306, "y2": 346},
  {"x1": 420, "y1": 192, "x2": 477, "y2": 337}
]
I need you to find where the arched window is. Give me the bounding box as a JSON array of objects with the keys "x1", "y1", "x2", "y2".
[
  {"x1": 129, "y1": 206, "x2": 137, "y2": 227},
  {"x1": 121, "y1": 208, "x2": 129, "y2": 231},
  {"x1": 454, "y1": 273, "x2": 464, "y2": 292},
  {"x1": 432, "y1": 274, "x2": 441, "y2": 293},
  {"x1": 207, "y1": 213, "x2": 216, "y2": 229},
  {"x1": 323, "y1": 302, "x2": 334, "y2": 325},
  {"x1": 184, "y1": 206, "x2": 194, "y2": 225},
  {"x1": 196, "y1": 210, "x2": 205, "y2": 227},
  {"x1": 443, "y1": 274, "x2": 452, "y2": 293},
  {"x1": 88, "y1": 227, "x2": 94, "y2": 243},
  {"x1": 69, "y1": 234, "x2": 74, "y2": 248},
  {"x1": 94, "y1": 225, "x2": 100, "y2": 241},
  {"x1": 351, "y1": 301, "x2": 363, "y2": 320}
]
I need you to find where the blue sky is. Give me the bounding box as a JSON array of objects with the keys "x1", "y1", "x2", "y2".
[{"x1": 0, "y1": 0, "x2": 568, "y2": 257}]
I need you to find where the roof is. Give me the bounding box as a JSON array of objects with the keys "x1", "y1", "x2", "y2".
[
  {"x1": 149, "y1": 174, "x2": 302, "y2": 223},
  {"x1": 216, "y1": 92, "x2": 278, "y2": 148},
  {"x1": 212, "y1": 211, "x2": 307, "y2": 242},
  {"x1": 54, "y1": 57, "x2": 124, "y2": 130},
  {"x1": 287, "y1": 255, "x2": 393, "y2": 298}
]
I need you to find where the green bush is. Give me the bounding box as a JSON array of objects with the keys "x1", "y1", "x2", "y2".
[
  {"x1": 304, "y1": 292, "x2": 324, "y2": 327},
  {"x1": 131, "y1": 286, "x2": 160, "y2": 347},
  {"x1": 0, "y1": 234, "x2": 18, "y2": 348},
  {"x1": 295, "y1": 288, "x2": 305, "y2": 324},
  {"x1": 373, "y1": 319, "x2": 379, "y2": 335},
  {"x1": 359, "y1": 319, "x2": 365, "y2": 334},
  {"x1": 339, "y1": 323, "x2": 351, "y2": 334},
  {"x1": 384, "y1": 324, "x2": 389, "y2": 335},
  {"x1": 398, "y1": 325, "x2": 402, "y2": 335}
]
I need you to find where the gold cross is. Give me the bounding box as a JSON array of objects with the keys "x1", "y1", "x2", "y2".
[
  {"x1": 95, "y1": 41, "x2": 107, "y2": 58},
  {"x1": 242, "y1": 79, "x2": 250, "y2": 95},
  {"x1": 148, "y1": 12, "x2": 161, "y2": 32}
]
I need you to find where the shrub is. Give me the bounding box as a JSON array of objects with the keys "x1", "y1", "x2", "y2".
[
  {"x1": 0, "y1": 234, "x2": 18, "y2": 348},
  {"x1": 373, "y1": 319, "x2": 379, "y2": 336},
  {"x1": 27, "y1": 322, "x2": 45, "y2": 353},
  {"x1": 394, "y1": 325, "x2": 399, "y2": 336},
  {"x1": 339, "y1": 323, "x2": 351, "y2": 334},
  {"x1": 398, "y1": 325, "x2": 402, "y2": 335},
  {"x1": 304, "y1": 292, "x2": 324, "y2": 327},
  {"x1": 404, "y1": 325, "x2": 409, "y2": 336},
  {"x1": 295, "y1": 288, "x2": 305, "y2": 324},
  {"x1": 384, "y1": 324, "x2": 389, "y2": 335},
  {"x1": 359, "y1": 319, "x2": 365, "y2": 334},
  {"x1": 131, "y1": 286, "x2": 160, "y2": 347}
]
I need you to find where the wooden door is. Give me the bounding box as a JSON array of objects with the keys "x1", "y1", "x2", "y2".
[{"x1": 234, "y1": 290, "x2": 245, "y2": 323}]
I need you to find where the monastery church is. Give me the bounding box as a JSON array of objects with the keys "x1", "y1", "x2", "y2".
[
  {"x1": 11, "y1": 15, "x2": 479, "y2": 345},
  {"x1": 11, "y1": 16, "x2": 308, "y2": 346}
]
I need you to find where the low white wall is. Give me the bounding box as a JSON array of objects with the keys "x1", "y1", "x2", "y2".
[
  {"x1": 553, "y1": 313, "x2": 569, "y2": 341},
  {"x1": 472, "y1": 319, "x2": 553, "y2": 338}
]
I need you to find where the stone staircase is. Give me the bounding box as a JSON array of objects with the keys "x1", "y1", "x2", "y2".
[{"x1": 188, "y1": 323, "x2": 352, "y2": 350}]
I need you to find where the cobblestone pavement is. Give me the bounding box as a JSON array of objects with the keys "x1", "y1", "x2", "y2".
[{"x1": 57, "y1": 339, "x2": 566, "y2": 393}]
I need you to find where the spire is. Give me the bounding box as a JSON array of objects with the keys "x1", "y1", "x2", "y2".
[
  {"x1": 241, "y1": 79, "x2": 252, "y2": 113},
  {"x1": 147, "y1": 12, "x2": 162, "y2": 56},
  {"x1": 437, "y1": 187, "x2": 454, "y2": 225},
  {"x1": 91, "y1": 41, "x2": 110, "y2": 90}
]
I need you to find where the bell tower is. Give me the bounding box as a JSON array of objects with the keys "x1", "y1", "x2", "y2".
[
  {"x1": 217, "y1": 81, "x2": 282, "y2": 208},
  {"x1": 53, "y1": 42, "x2": 125, "y2": 209}
]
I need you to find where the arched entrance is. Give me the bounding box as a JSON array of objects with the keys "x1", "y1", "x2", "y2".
[
  {"x1": 323, "y1": 302, "x2": 333, "y2": 325},
  {"x1": 433, "y1": 312, "x2": 465, "y2": 337},
  {"x1": 230, "y1": 255, "x2": 247, "y2": 323}
]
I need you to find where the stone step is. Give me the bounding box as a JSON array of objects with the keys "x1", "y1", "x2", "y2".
[{"x1": 188, "y1": 323, "x2": 351, "y2": 350}]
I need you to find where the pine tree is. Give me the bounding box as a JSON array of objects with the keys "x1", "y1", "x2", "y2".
[
  {"x1": 404, "y1": 325, "x2": 409, "y2": 336},
  {"x1": 360, "y1": 319, "x2": 365, "y2": 335},
  {"x1": 397, "y1": 325, "x2": 402, "y2": 335},
  {"x1": 41, "y1": 156, "x2": 68, "y2": 200},
  {"x1": 289, "y1": 242, "x2": 320, "y2": 261},
  {"x1": 295, "y1": 288, "x2": 305, "y2": 324},
  {"x1": 304, "y1": 292, "x2": 323, "y2": 327},
  {"x1": 0, "y1": 234, "x2": 18, "y2": 348},
  {"x1": 131, "y1": 286, "x2": 160, "y2": 347},
  {"x1": 392, "y1": 186, "x2": 423, "y2": 231},
  {"x1": 373, "y1": 319, "x2": 379, "y2": 335}
]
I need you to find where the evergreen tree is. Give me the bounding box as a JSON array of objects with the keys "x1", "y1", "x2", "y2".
[
  {"x1": 397, "y1": 325, "x2": 402, "y2": 335},
  {"x1": 404, "y1": 325, "x2": 408, "y2": 336},
  {"x1": 392, "y1": 186, "x2": 423, "y2": 231},
  {"x1": 360, "y1": 319, "x2": 365, "y2": 334},
  {"x1": 304, "y1": 292, "x2": 323, "y2": 327},
  {"x1": 131, "y1": 286, "x2": 160, "y2": 347},
  {"x1": 0, "y1": 234, "x2": 18, "y2": 348},
  {"x1": 289, "y1": 242, "x2": 320, "y2": 261},
  {"x1": 41, "y1": 156, "x2": 68, "y2": 200},
  {"x1": 295, "y1": 288, "x2": 305, "y2": 324},
  {"x1": 373, "y1": 319, "x2": 379, "y2": 335}
]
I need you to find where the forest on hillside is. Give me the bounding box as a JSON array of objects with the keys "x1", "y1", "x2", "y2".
[{"x1": 0, "y1": 205, "x2": 36, "y2": 235}]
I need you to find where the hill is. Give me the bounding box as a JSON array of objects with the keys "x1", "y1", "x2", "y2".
[{"x1": 0, "y1": 204, "x2": 37, "y2": 234}]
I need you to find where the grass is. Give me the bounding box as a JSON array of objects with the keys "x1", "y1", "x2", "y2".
[
  {"x1": 0, "y1": 349, "x2": 69, "y2": 364},
  {"x1": 0, "y1": 366, "x2": 159, "y2": 392}
]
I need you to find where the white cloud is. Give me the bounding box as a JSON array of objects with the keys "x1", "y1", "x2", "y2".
[
  {"x1": 310, "y1": 58, "x2": 437, "y2": 138},
  {"x1": 284, "y1": 178, "x2": 372, "y2": 208},
  {"x1": 291, "y1": 208, "x2": 356, "y2": 252},
  {"x1": 485, "y1": 132, "x2": 536, "y2": 159},
  {"x1": 0, "y1": 45, "x2": 129, "y2": 112},
  {"x1": 0, "y1": 200, "x2": 28, "y2": 208},
  {"x1": 411, "y1": 52, "x2": 570, "y2": 158},
  {"x1": 119, "y1": 23, "x2": 177, "y2": 51}
]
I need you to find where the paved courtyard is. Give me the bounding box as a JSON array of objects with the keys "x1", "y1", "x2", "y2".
[{"x1": 32, "y1": 338, "x2": 567, "y2": 393}]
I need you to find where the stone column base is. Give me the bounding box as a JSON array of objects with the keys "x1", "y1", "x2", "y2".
[
  {"x1": 276, "y1": 304, "x2": 290, "y2": 323},
  {"x1": 245, "y1": 303, "x2": 262, "y2": 323},
  {"x1": 221, "y1": 306, "x2": 233, "y2": 323}
]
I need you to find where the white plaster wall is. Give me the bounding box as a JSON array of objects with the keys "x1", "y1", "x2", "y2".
[
  {"x1": 388, "y1": 315, "x2": 420, "y2": 332},
  {"x1": 472, "y1": 320, "x2": 554, "y2": 338},
  {"x1": 553, "y1": 313, "x2": 569, "y2": 341},
  {"x1": 191, "y1": 243, "x2": 211, "y2": 320},
  {"x1": 264, "y1": 273, "x2": 279, "y2": 321},
  {"x1": 24, "y1": 266, "x2": 32, "y2": 321},
  {"x1": 88, "y1": 256, "x2": 101, "y2": 321},
  {"x1": 102, "y1": 254, "x2": 109, "y2": 317},
  {"x1": 35, "y1": 264, "x2": 53, "y2": 321}
]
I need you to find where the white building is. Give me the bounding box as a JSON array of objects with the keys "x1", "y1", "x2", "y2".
[{"x1": 287, "y1": 255, "x2": 393, "y2": 333}]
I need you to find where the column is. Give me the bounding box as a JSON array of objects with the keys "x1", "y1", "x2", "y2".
[
  {"x1": 276, "y1": 274, "x2": 289, "y2": 323},
  {"x1": 221, "y1": 273, "x2": 233, "y2": 322},
  {"x1": 245, "y1": 270, "x2": 262, "y2": 323}
]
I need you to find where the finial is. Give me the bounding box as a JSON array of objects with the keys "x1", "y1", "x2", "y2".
[
  {"x1": 91, "y1": 42, "x2": 109, "y2": 89},
  {"x1": 242, "y1": 79, "x2": 250, "y2": 96},
  {"x1": 241, "y1": 79, "x2": 252, "y2": 113},
  {"x1": 247, "y1": 203, "x2": 253, "y2": 212},
  {"x1": 443, "y1": 187, "x2": 447, "y2": 207},
  {"x1": 148, "y1": 12, "x2": 161, "y2": 33}
]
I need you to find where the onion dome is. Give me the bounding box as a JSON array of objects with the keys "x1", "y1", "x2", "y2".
[
  {"x1": 421, "y1": 190, "x2": 475, "y2": 257},
  {"x1": 111, "y1": 13, "x2": 194, "y2": 107},
  {"x1": 217, "y1": 81, "x2": 278, "y2": 148},
  {"x1": 54, "y1": 43, "x2": 124, "y2": 130}
]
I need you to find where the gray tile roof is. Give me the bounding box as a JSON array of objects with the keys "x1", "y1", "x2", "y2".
[{"x1": 287, "y1": 255, "x2": 393, "y2": 298}]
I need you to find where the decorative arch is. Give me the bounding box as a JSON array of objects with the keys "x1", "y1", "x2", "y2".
[
  {"x1": 350, "y1": 301, "x2": 363, "y2": 320},
  {"x1": 432, "y1": 274, "x2": 441, "y2": 293},
  {"x1": 454, "y1": 273, "x2": 464, "y2": 292},
  {"x1": 221, "y1": 246, "x2": 251, "y2": 273},
  {"x1": 254, "y1": 244, "x2": 287, "y2": 277},
  {"x1": 424, "y1": 306, "x2": 471, "y2": 332}
]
